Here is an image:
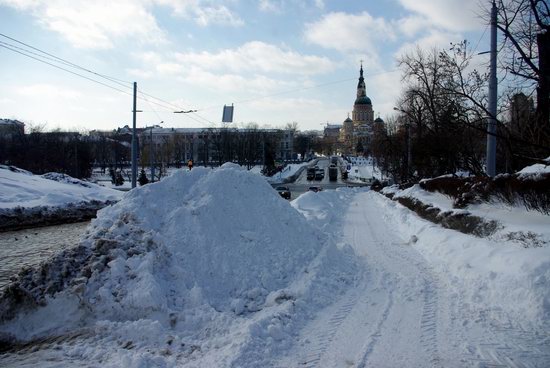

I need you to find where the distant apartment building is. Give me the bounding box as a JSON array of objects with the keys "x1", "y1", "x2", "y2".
[
  {"x1": 0, "y1": 119, "x2": 25, "y2": 137},
  {"x1": 509, "y1": 92, "x2": 535, "y2": 134},
  {"x1": 103, "y1": 126, "x2": 299, "y2": 165}
]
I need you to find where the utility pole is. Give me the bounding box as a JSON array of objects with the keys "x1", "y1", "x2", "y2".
[
  {"x1": 407, "y1": 122, "x2": 412, "y2": 179},
  {"x1": 486, "y1": 0, "x2": 498, "y2": 177},
  {"x1": 150, "y1": 127, "x2": 155, "y2": 183},
  {"x1": 131, "y1": 82, "x2": 138, "y2": 188}
]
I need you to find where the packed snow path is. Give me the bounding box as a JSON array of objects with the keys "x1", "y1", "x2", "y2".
[{"x1": 280, "y1": 191, "x2": 549, "y2": 368}]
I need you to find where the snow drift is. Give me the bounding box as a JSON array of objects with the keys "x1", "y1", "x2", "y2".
[
  {"x1": 0, "y1": 163, "x2": 356, "y2": 366},
  {"x1": 370, "y1": 190, "x2": 550, "y2": 328},
  {"x1": 0, "y1": 165, "x2": 122, "y2": 230}
]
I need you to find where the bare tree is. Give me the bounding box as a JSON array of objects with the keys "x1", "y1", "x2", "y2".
[{"x1": 489, "y1": 0, "x2": 550, "y2": 163}]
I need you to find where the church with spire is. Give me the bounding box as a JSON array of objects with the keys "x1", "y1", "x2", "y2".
[{"x1": 339, "y1": 62, "x2": 383, "y2": 154}]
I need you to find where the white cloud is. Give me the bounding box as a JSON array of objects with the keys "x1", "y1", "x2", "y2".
[
  {"x1": 0, "y1": 0, "x2": 166, "y2": 49},
  {"x1": 0, "y1": 97, "x2": 15, "y2": 104},
  {"x1": 259, "y1": 0, "x2": 282, "y2": 13},
  {"x1": 259, "y1": 0, "x2": 324, "y2": 13},
  {"x1": 0, "y1": 0, "x2": 244, "y2": 49},
  {"x1": 179, "y1": 66, "x2": 296, "y2": 94},
  {"x1": 394, "y1": 29, "x2": 462, "y2": 59},
  {"x1": 304, "y1": 11, "x2": 395, "y2": 61},
  {"x1": 313, "y1": 0, "x2": 324, "y2": 10},
  {"x1": 156, "y1": 62, "x2": 185, "y2": 75},
  {"x1": 397, "y1": 0, "x2": 484, "y2": 32},
  {"x1": 248, "y1": 96, "x2": 323, "y2": 111},
  {"x1": 126, "y1": 68, "x2": 154, "y2": 79},
  {"x1": 153, "y1": 0, "x2": 243, "y2": 27},
  {"x1": 369, "y1": 70, "x2": 403, "y2": 116},
  {"x1": 174, "y1": 41, "x2": 335, "y2": 75},
  {"x1": 395, "y1": 15, "x2": 433, "y2": 38},
  {"x1": 17, "y1": 84, "x2": 81, "y2": 99}
]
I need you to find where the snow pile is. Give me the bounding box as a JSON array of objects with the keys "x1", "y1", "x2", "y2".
[
  {"x1": 0, "y1": 165, "x2": 122, "y2": 210},
  {"x1": 393, "y1": 184, "x2": 456, "y2": 209},
  {"x1": 292, "y1": 187, "x2": 360, "y2": 230},
  {"x1": 390, "y1": 183, "x2": 550, "y2": 246},
  {"x1": 516, "y1": 156, "x2": 550, "y2": 180},
  {"x1": 371, "y1": 191, "x2": 550, "y2": 327},
  {"x1": 0, "y1": 165, "x2": 123, "y2": 230},
  {"x1": 41, "y1": 172, "x2": 95, "y2": 188},
  {"x1": 0, "y1": 163, "x2": 357, "y2": 366},
  {"x1": 265, "y1": 162, "x2": 310, "y2": 184}
]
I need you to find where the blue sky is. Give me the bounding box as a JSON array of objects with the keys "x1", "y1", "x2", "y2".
[{"x1": 0, "y1": 0, "x2": 491, "y2": 132}]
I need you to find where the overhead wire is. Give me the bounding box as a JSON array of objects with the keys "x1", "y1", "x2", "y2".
[
  {"x1": 0, "y1": 35, "x2": 207, "y2": 124},
  {"x1": 0, "y1": 32, "x2": 133, "y2": 88},
  {"x1": 137, "y1": 90, "x2": 212, "y2": 124},
  {"x1": 0, "y1": 42, "x2": 135, "y2": 97},
  {"x1": 195, "y1": 69, "x2": 399, "y2": 112},
  {"x1": 1, "y1": 32, "x2": 401, "y2": 126},
  {"x1": 0, "y1": 33, "x2": 205, "y2": 120}
]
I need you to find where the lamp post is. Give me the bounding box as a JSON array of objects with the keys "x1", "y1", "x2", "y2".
[
  {"x1": 393, "y1": 107, "x2": 413, "y2": 180},
  {"x1": 173, "y1": 109, "x2": 198, "y2": 166},
  {"x1": 486, "y1": 0, "x2": 498, "y2": 177},
  {"x1": 144, "y1": 121, "x2": 163, "y2": 183},
  {"x1": 131, "y1": 82, "x2": 143, "y2": 189}
]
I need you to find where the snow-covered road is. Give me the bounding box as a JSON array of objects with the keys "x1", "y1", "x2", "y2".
[
  {"x1": 1, "y1": 166, "x2": 548, "y2": 367},
  {"x1": 282, "y1": 191, "x2": 549, "y2": 368}
]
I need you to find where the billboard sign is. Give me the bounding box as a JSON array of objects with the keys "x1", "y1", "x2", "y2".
[{"x1": 222, "y1": 104, "x2": 234, "y2": 123}]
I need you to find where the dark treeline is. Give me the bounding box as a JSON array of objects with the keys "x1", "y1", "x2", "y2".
[
  {"x1": 371, "y1": 0, "x2": 549, "y2": 183},
  {"x1": 0, "y1": 128, "x2": 94, "y2": 178},
  {"x1": 0, "y1": 125, "x2": 294, "y2": 179}
]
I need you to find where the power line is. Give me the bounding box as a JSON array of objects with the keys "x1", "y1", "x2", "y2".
[
  {"x1": 138, "y1": 92, "x2": 208, "y2": 125},
  {"x1": 0, "y1": 33, "x2": 211, "y2": 124},
  {"x1": 0, "y1": 43, "x2": 135, "y2": 97},
  {"x1": 1, "y1": 32, "x2": 401, "y2": 126},
  {"x1": 196, "y1": 69, "x2": 399, "y2": 112},
  {"x1": 138, "y1": 90, "x2": 212, "y2": 124},
  {"x1": 0, "y1": 32, "x2": 133, "y2": 88}
]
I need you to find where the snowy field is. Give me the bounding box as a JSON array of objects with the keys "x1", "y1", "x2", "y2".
[
  {"x1": 1, "y1": 164, "x2": 549, "y2": 367},
  {"x1": 0, "y1": 165, "x2": 123, "y2": 230},
  {"x1": 0, "y1": 166, "x2": 122, "y2": 210}
]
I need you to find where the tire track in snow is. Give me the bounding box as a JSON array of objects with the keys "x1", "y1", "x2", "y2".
[
  {"x1": 463, "y1": 309, "x2": 550, "y2": 367},
  {"x1": 354, "y1": 199, "x2": 442, "y2": 367},
  {"x1": 294, "y1": 271, "x2": 363, "y2": 367},
  {"x1": 297, "y1": 250, "x2": 365, "y2": 368},
  {"x1": 354, "y1": 276, "x2": 394, "y2": 368},
  {"x1": 370, "y1": 191, "x2": 550, "y2": 367},
  {"x1": 293, "y1": 193, "x2": 444, "y2": 367}
]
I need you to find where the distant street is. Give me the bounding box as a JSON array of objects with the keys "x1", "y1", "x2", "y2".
[{"x1": 273, "y1": 158, "x2": 369, "y2": 199}]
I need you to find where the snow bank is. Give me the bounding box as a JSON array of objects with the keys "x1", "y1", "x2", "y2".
[
  {"x1": 0, "y1": 166, "x2": 123, "y2": 230},
  {"x1": 0, "y1": 163, "x2": 356, "y2": 366},
  {"x1": 516, "y1": 156, "x2": 550, "y2": 180},
  {"x1": 390, "y1": 183, "x2": 550, "y2": 246},
  {"x1": 371, "y1": 191, "x2": 550, "y2": 328},
  {"x1": 266, "y1": 162, "x2": 310, "y2": 184},
  {"x1": 0, "y1": 165, "x2": 122, "y2": 210}
]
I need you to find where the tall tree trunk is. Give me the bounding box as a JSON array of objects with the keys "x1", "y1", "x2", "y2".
[{"x1": 536, "y1": 31, "x2": 550, "y2": 148}]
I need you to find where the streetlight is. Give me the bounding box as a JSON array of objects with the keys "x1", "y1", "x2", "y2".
[
  {"x1": 393, "y1": 107, "x2": 413, "y2": 180},
  {"x1": 131, "y1": 107, "x2": 143, "y2": 189},
  {"x1": 145, "y1": 121, "x2": 163, "y2": 183}
]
